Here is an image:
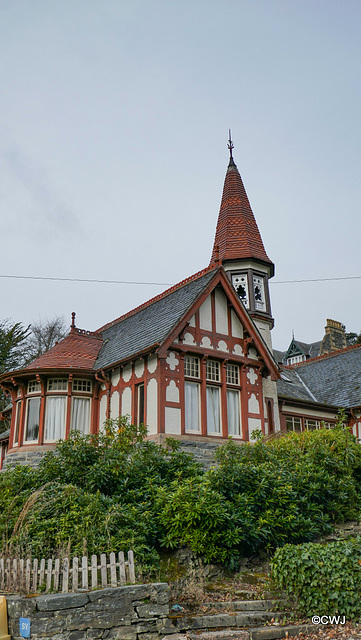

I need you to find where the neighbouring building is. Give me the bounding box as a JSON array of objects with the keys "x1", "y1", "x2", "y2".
[{"x1": 1, "y1": 141, "x2": 360, "y2": 469}]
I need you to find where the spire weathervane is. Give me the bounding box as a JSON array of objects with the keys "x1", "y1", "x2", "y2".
[{"x1": 228, "y1": 129, "x2": 234, "y2": 160}]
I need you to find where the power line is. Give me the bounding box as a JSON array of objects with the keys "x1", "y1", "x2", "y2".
[
  {"x1": 0, "y1": 273, "x2": 360, "y2": 286},
  {"x1": 0, "y1": 274, "x2": 172, "y2": 286}
]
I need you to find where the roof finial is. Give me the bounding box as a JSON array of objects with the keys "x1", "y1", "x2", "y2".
[
  {"x1": 71, "y1": 312, "x2": 76, "y2": 330},
  {"x1": 227, "y1": 129, "x2": 236, "y2": 167}
]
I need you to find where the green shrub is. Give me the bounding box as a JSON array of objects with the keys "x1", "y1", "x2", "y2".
[{"x1": 271, "y1": 538, "x2": 361, "y2": 618}]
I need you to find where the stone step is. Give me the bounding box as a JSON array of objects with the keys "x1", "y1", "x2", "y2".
[
  {"x1": 172, "y1": 610, "x2": 286, "y2": 632},
  {"x1": 162, "y1": 623, "x2": 316, "y2": 640},
  {"x1": 203, "y1": 599, "x2": 281, "y2": 612}
]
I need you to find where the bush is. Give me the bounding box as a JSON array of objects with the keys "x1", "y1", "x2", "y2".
[{"x1": 271, "y1": 538, "x2": 361, "y2": 619}]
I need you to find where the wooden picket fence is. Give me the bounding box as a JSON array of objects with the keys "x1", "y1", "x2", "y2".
[{"x1": 0, "y1": 550, "x2": 135, "y2": 594}]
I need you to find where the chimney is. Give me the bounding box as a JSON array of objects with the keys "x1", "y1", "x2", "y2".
[{"x1": 319, "y1": 319, "x2": 347, "y2": 355}]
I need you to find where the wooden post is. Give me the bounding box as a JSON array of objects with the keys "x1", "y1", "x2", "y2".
[
  {"x1": 46, "y1": 559, "x2": 53, "y2": 593},
  {"x1": 128, "y1": 550, "x2": 135, "y2": 584},
  {"x1": 39, "y1": 558, "x2": 46, "y2": 588},
  {"x1": 100, "y1": 553, "x2": 107, "y2": 588},
  {"x1": 72, "y1": 556, "x2": 78, "y2": 592},
  {"x1": 54, "y1": 558, "x2": 60, "y2": 592},
  {"x1": 91, "y1": 554, "x2": 97, "y2": 590},
  {"x1": 109, "y1": 552, "x2": 117, "y2": 587},
  {"x1": 62, "y1": 557, "x2": 69, "y2": 593},
  {"x1": 25, "y1": 559, "x2": 31, "y2": 593},
  {"x1": 118, "y1": 551, "x2": 126, "y2": 585},
  {"x1": 82, "y1": 556, "x2": 88, "y2": 590}
]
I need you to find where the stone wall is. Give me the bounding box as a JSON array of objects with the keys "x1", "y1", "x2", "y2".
[
  {"x1": 2, "y1": 449, "x2": 46, "y2": 470},
  {"x1": 6, "y1": 583, "x2": 172, "y2": 640}
]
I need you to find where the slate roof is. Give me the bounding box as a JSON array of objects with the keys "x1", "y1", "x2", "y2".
[
  {"x1": 0, "y1": 429, "x2": 10, "y2": 442},
  {"x1": 210, "y1": 155, "x2": 274, "y2": 273},
  {"x1": 273, "y1": 349, "x2": 286, "y2": 364},
  {"x1": 277, "y1": 368, "x2": 316, "y2": 403},
  {"x1": 293, "y1": 345, "x2": 361, "y2": 408},
  {"x1": 95, "y1": 268, "x2": 218, "y2": 369},
  {"x1": 22, "y1": 330, "x2": 103, "y2": 372},
  {"x1": 284, "y1": 339, "x2": 322, "y2": 361}
]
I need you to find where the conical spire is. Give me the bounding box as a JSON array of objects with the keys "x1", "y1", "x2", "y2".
[{"x1": 210, "y1": 139, "x2": 274, "y2": 275}]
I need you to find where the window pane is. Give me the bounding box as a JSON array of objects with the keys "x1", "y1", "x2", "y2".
[
  {"x1": 227, "y1": 389, "x2": 240, "y2": 435},
  {"x1": 138, "y1": 384, "x2": 144, "y2": 425},
  {"x1": 72, "y1": 379, "x2": 92, "y2": 393},
  {"x1": 206, "y1": 360, "x2": 220, "y2": 382},
  {"x1": 71, "y1": 397, "x2": 90, "y2": 434},
  {"x1": 48, "y1": 379, "x2": 68, "y2": 391},
  {"x1": 14, "y1": 401, "x2": 22, "y2": 445},
  {"x1": 184, "y1": 356, "x2": 200, "y2": 378},
  {"x1": 226, "y1": 364, "x2": 239, "y2": 385},
  {"x1": 185, "y1": 382, "x2": 199, "y2": 431},
  {"x1": 45, "y1": 397, "x2": 66, "y2": 441},
  {"x1": 25, "y1": 397, "x2": 40, "y2": 442},
  {"x1": 207, "y1": 386, "x2": 221, "y2": 434}
]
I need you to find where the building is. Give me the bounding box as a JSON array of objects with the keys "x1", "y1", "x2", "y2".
[
  {"x1": 1, "y1": 142, "x2": 361, "y2": 469},
  {"x1": 0, "y1": 141, "x2": 281, "y2": 468}
]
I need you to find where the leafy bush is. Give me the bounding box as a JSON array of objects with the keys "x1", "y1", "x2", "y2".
[{"x1": 271, "y1": 538, "x2": 361, "y2": 619}]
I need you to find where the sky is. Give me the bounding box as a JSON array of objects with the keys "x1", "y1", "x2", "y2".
[{"x1": 0, "y1": 0, "x2": 360, "y2": 350}]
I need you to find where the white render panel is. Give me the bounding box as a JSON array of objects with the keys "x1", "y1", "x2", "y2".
[
  {"x1": 248, "y1": 417, "x2": 262, "y2": 440},
  {"x1": 122, "y1": 364, "x2": 132, "y2": 383},
  {"x1": 217, "y1": 340, "x2": 228, "y2": 352},
  {"x1": 183, "y1": 332, "x2": 196, "y2": 345},
  {"x1": 99, "y1": 395, "x2": 107, "y2": 433},
  {"x1": 201, "y1": 336, "x2": 212, "y2": 348},
  {"x1": 215, "y1": 288, "x2": 228, "y2": 335},
  {"x1": 199, "y1": 295, "x2": 212, "y2": 331},
  {"x1": 166, "y1": 351, "x2": 179, "y2": 371},
  {"x1": 262, "y1": 376, "x2": 281, "y2": 431},
  {"x1": 248, "y1": 347, "x2": 259, "y2": 360},
  {"x1": 147, "y1": 355, "x2": 158, "y2": 374},
  {"x1": 231, "y1": 310, "x2": 243, "y2": 338},
  {"x1": 165, "y1": 407, "x2": 181, "y2": 434},
  {"x1": 166, "y1": 380, "x2": 180, "y2": 403},
  {"x1": 121, "y1": 387, "x2": 132, "y2": 417},
  {"x1": 189, "y1": 315, "x2": 196, "y2": 327},
  {"x1": 255, "y1": 319, "x2": 273, "y2": 351},
  {"x1": 135, "y1": 359, "x2": 144, "y2": 378},
  {"x1": 233, "y1": 343, "x2": 244, "y2": 356},
  {"x1": 112, "y1": 368, "x2": 120, "y2": 387},
  {"x1": 248, "y1": 393, "x2": 260, "y2": 414},
  {"x1": 147, "y1": 378, "x2": 158, "y2": 434},
  {"x1": 110, "y1": 390, "x2": 120, "y2": 418}
]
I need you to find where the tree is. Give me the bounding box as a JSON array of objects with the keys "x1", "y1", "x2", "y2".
[
  {"x1": 346, "y1": 331, "x2": 361, "y2": 346},
  {"x1": 25, "y1": 316, "x2": 68, "y2": 363},
  {"x1": 0, "y1": 319, "x2": 31, "y2": 432}
]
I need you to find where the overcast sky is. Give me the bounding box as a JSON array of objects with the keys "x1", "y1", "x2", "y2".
[{"x1": 1, "y1": 0, "x2": 360, "y2": 350}]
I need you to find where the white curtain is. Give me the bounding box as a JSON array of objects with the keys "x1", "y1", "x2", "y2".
[
  {"x1": 227, "y1": 389, "x2": 240, "y2": 435},
  {"x1": 71, "y1": 397, "x2": 90, "y2": 434},
  {"x1": 185, "y1": 382, "x2": 199, "y2": 431},
  {"x1": 45, "y1": 397, "x2": 66, "y2": 441},
  {"x1": 207, "y1": 386, "x2": 221, "y2": 433}
]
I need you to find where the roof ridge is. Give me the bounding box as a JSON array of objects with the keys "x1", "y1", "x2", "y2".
[
  {"x1": 284, "y1": 342, "x2": 361, "y2": 368},
  {"x1": 97, "y1": 264, "x2": 218, "y2": 333}
]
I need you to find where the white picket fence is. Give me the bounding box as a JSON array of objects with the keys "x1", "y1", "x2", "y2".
[{"x1": 0, "y1": 550, "x2": 135, "y2": 594}]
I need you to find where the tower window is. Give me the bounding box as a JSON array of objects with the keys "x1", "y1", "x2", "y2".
[
  {"x1": 231, "y1": 274, "x2": 249, "y2": 308},
  {"x1": 253, "y1": 276, "x2": 265, "y2": 311}
]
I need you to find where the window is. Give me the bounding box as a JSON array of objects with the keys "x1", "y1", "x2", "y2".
[
  {"x1": 47, "y1": 378, "x2": 68, "y2": 392},
  {"x1": 253, "y1": 276, "x2": 266, "y2": 311},
  {"x1": 227, "y1": 389, "x2": 241, "y2": 436},
  {"x1": 71, "y1": 397, "x2": 90, "y2": 434},
  {"x1": 24, "y1": 397, "x2": 41, "y2": 442},
  {"x1": 184, "y1": 381, "x2": 200, "y2": 431},
  {"x1": 287, "y1": 355, "x2": 306, "y2": 365},
  {"x1": 305, "y1": 419, "x2": 320, "y2": 431},
  {"x1": 45, "y1": 396, "x2": 66, "y2": 441},
  {"x1": 13, "y1": 401, "x2": 22, "y2": 445},
  {"x1": 286, "y1": 416, "x2": 302, "y2": 432},
  {"x1": 232, "y1": 273, "x2": 249, "y2": 308},
  {"x1": 28, "y1": 380, "x2": 41, "y2": 394},
  {"x1": 206, "y1": 386, "x2": 221, "y2": 434},
  {"x1": 137, "y1": 383, "x2": 145, "y2": 426},
  {"x1": 184, "y1": 356, "x2": 200, "y2": 378},
  {"x1": 206, "y1": 360, "x2": 220, "y2": 382},
  {"x1": 226, "y1": 363, "x2": 239, "y2": 385},
  {"x1": 72, "y1": 379, "x2": 92, "y2": 393}
]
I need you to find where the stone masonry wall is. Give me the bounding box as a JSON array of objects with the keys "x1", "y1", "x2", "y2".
[{"x1": 6, "y1": 583, "x2": 172, "y2": 640}]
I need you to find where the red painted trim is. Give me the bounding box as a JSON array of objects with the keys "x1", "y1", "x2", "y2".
[
  {"x1": 38, "y1": 379, "x2": 46, "y2": 445},
  {"x1": 200, "y1": 358, "x2": 207, "y2": 436},
  {"x1": 240, "y1": 366, "x2": 249, "y2": 441},
  {"x1": 220, "y1": 361, "x2": 228, "y2": 438}
]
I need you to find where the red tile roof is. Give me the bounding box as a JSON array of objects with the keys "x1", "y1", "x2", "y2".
[
  {"x1": 210, "y1": 157, "x2": 274, "y2": 272},
  {"x1": 23, "y1": 329, "x2": 103, "y2": 372}
]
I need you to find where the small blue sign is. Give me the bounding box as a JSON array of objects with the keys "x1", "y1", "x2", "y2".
[{"x1": 20, "y1": 617, "x2": 31, "y2": 638}]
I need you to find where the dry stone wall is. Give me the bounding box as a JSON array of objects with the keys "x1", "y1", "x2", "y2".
[{"x1": 6, "y1": 583, "x2": 172, "y2": 640}]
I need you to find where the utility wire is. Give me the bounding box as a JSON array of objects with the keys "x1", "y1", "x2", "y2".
[{"x1": 0, "y1": 274, "x2": 361, "y2": 285}]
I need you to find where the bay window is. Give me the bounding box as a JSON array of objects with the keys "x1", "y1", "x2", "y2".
[
  {"x1": 71, "y1": 397, "x2": 91, "y2": 434},
  {"x1": 45, "y1": 396, "x2": 66, "y2": 441},
  {"x1": 24, "y1": 397, "x2": 41, "y2": 442}
]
